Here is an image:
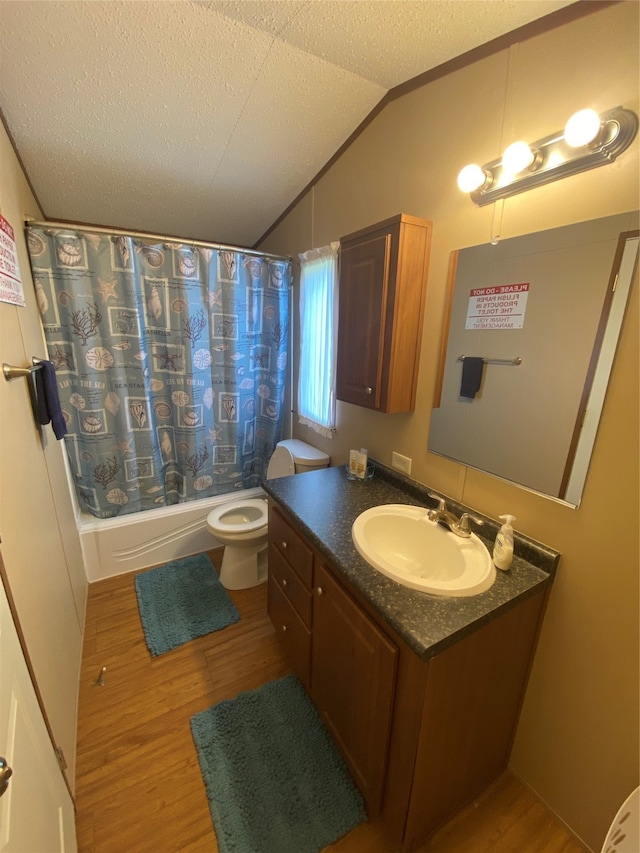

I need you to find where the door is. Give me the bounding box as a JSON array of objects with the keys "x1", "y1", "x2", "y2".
[
  {"x1": 336, "y1": 233, "x2": 390, "y2": 409},
  {"x1": 1, "y1": 123, "x2": 87, "y2": 786},
  {"x1": 0, "y1": 576, "x2": 77, "y2": 852},
  {"x1": 311, "y1": 561, "x2": 398, "y2": 814}
]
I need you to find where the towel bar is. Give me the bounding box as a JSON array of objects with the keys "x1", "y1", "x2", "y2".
[
  {"x1": 3, "y1": 358, "x2": 44, "y2": 382},
  {"x1": 457, "y1": 355, "x2": 522, "y2": 365}
]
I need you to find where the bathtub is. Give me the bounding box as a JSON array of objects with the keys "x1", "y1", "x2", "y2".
[{"x1": 78, "y1": 487, "x2": 265, "y2": 582}]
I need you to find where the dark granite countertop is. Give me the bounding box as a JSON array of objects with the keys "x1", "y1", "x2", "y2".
[{"x1": 262, "y1": 460, "x2": 560, "y2": 662}]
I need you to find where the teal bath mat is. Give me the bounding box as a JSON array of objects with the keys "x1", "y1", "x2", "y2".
[
  {"x1": 190, "y1": 674, "x2": 366, "y2": 853},
  {"x1": 135, "y1": 553, "x2": 240, "y2": 656}
]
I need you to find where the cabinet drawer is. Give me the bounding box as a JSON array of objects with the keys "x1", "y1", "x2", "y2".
[
  {"x1": 269, "y1": 505, "x2": 313, "y2": 587},
  {"x1": 268, "y1": 574, "x2": 311, "y2": 687},
  {"x1": 269, "y1": 543, "x2": 313, "y2": 627}
]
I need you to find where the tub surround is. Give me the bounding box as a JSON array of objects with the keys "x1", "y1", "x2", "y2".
[
  {"x1": 78, "y1": 487, "x2": 265, "y2": 581},
  {"x1": 262, "y1": 460, "x2": 559, "y2": 662}
]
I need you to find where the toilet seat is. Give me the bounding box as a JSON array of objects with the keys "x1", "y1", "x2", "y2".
[{"x1": 207, "y1": 499, "x2": 268, "y2": 535}]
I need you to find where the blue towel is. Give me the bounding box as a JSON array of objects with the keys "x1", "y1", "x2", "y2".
[
  {"x1": 34, "y1": 360, "x2": 67, "y2": 439},
  {"x1": 460, "y1": 357, "x2": 484, "y2": 399}
]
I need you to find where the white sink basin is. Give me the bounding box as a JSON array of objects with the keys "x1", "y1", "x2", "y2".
[{"x1": 352, "y1": 504, "x2": 496, "y2": 597}]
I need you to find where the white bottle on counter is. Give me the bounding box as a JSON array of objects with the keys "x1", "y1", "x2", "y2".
[{"x1": 493, "y1": 514, "x2": 516, "y2": 570}]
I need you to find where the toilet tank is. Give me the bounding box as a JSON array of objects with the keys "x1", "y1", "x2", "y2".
[{"x1": 267, "y1": 439, "x2": 330, "y2": 478}]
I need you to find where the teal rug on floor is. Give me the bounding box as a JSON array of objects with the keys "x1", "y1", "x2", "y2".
[
  {"x1": 190, "y1": 674, "x2": 367, "y2": 853},
  {"x1": 134, "y1": 553, "x2": 240, "y2": 656}
]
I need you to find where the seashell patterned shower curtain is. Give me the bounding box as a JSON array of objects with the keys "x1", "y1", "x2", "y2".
[{"x1": 26, "y1": 226, "x2": 290, "y2": 519}]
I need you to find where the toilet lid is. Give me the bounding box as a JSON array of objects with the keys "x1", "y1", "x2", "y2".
[
  {"x1": 207, "y1": 499, "x2": 268, "y2": 533},
  {"x1": 278, "y1": 438, "x2": 329, "y2": 465},
  {"x1": 266, "y1": 445, "x2": 295, "y2": 478},
  {"x1": 266, "y1": 439, "x2": 330, "y2": 478}
]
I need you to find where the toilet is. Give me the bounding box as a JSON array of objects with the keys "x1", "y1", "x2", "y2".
[{"x1": 207, "y1": 439, "x2": 330, "y2": 590}]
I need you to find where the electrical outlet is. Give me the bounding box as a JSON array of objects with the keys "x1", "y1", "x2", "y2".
[{"x1": 392, "y1": 451, "x2": 412, "y2": 475}]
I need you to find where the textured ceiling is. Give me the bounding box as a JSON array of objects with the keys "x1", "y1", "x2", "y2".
[{"x1": 0, "y1": 1, "x2": 573, "y2": 247}]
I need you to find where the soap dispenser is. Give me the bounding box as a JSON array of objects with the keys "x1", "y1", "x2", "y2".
[{"x1": 493, "y1": 514, "x2": 516, "y2": 571}]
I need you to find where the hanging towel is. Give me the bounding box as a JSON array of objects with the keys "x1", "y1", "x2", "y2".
[
  {"x1": 34, "y1": 360, "x2": 67, "y2": 439},
  {"x1": 460, "y1": 357, "x2": 485, "y2": 399}
]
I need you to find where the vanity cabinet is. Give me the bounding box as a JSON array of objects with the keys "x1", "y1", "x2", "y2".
[
  {"x1": 267, "y1": 499, "x2": 548, "y2": 849},
  {"x1": 336, "y1": 213, "x2": 432, "y2": 413}
]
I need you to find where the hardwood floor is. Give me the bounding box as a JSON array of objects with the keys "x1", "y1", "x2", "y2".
[{"x1": 75, "y1": 553, "x2": 586, "y2": 852}]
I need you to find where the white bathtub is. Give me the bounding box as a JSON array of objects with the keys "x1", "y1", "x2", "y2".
[{"x1": 78, "y1": 488, "x2": 265, "y2": 582}]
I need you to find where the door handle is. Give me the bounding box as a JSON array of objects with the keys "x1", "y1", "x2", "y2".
[{"x1": 0, "y1": 757, "x2": 13, "y2": 798}]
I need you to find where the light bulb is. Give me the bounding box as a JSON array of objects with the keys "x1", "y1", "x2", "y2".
[
  {"x1": 564, "y1": 109, "x2": 602, "y2": 147},
  {"x1": 457, "y1": 164, "x2": 488, "y2": 193},
  {"x1": 502, "y1": 141, "x2": 535, "y2": 174}
]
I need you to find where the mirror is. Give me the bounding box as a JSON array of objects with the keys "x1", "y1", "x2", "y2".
[{"x1": 429, "y1": 211, "x2": 639, "y2": 507}]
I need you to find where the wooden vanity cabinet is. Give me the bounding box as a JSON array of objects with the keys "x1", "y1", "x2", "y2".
[
  {"x1": 336, "y1": 213, "x2": 432, "y2": 413},
  {"x1": 267, "y1": 501, "x2": 548, "y2": 849}
]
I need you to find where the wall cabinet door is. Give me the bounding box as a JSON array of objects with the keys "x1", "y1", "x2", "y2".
[
  {"x1": 336, "y1": 213, "x2": 432, "y2": 413},
  {"x1": 311, "y1": 560, "x2": 398, "y2": 815},
  {"x1": 336, "y1": 232, "x2": 390, "y2": 410}
]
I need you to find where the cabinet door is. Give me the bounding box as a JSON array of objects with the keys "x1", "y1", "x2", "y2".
[
  {"x1": 336, "y1": 233, "x2": 391, "y2": 409},
  {"x1": 311, "y1": 561, "x2": 398, "y2": 814}
]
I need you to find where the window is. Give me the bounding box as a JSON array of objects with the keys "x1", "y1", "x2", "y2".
[{"x1": 297, "y1": 242, "x2": 339, "y2": 437}]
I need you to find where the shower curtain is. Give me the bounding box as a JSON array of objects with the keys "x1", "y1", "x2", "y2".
[{"x1": 26, "y1": 226, "x2": 290, "y2": 519}]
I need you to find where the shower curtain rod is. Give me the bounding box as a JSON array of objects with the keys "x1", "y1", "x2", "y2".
[{"x1": 24, "y1": 218, "x2": 292, "y2": 262}]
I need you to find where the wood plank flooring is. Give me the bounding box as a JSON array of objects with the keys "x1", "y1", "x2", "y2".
[{"x1": 75, "y1": 552, "x2": 586, "y2": 852}]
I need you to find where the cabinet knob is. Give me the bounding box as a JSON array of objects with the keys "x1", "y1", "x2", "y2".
[
  {"x1": 316, "y1": 586, "x2": 324, "y2": 596},
  {"x1": 281, "y1": 540, "x2": 288, "y2": 549},
  {"x1": 365, "y1": 386, "x2": 373, "y2": 395},
  {"x1": 282, "y1": 577, "x2": 288, "y2": 587},
  {"x1": 282, "y1": 624, "x2": 288, "y2": 632}
]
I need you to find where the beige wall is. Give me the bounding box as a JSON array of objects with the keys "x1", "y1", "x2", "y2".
[
  {"x1": 0, "y1": 122, "x2": 87, "y2": 786},
  {"x1": 260, "y1": 4, "x2": 639, "y2": 850}
]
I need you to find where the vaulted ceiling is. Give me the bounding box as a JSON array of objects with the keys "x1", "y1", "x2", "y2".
[{"x1": 1, "y1": 1, "x2": 574, "y2": 247}]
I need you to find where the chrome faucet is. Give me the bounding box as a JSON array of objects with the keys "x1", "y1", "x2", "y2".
[
  {"x1": 427, "y1": 493, "x2": 484, "y2": 539},
  {"x1": 427, "y1": 494, "x2": 460, "y2": 529}
]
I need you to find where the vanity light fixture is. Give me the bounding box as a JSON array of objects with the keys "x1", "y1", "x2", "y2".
[{"x1": 458, "y1": 106, "x2": 638, "y2": 206}]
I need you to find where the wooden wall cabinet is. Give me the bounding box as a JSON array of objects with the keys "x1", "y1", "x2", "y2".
[
  {"x1": 336, "y1": 213, "x2": 432, "y2": 413},
  {"x1": 267, "y1": 501, "x2": 547, "y2": 849}
]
